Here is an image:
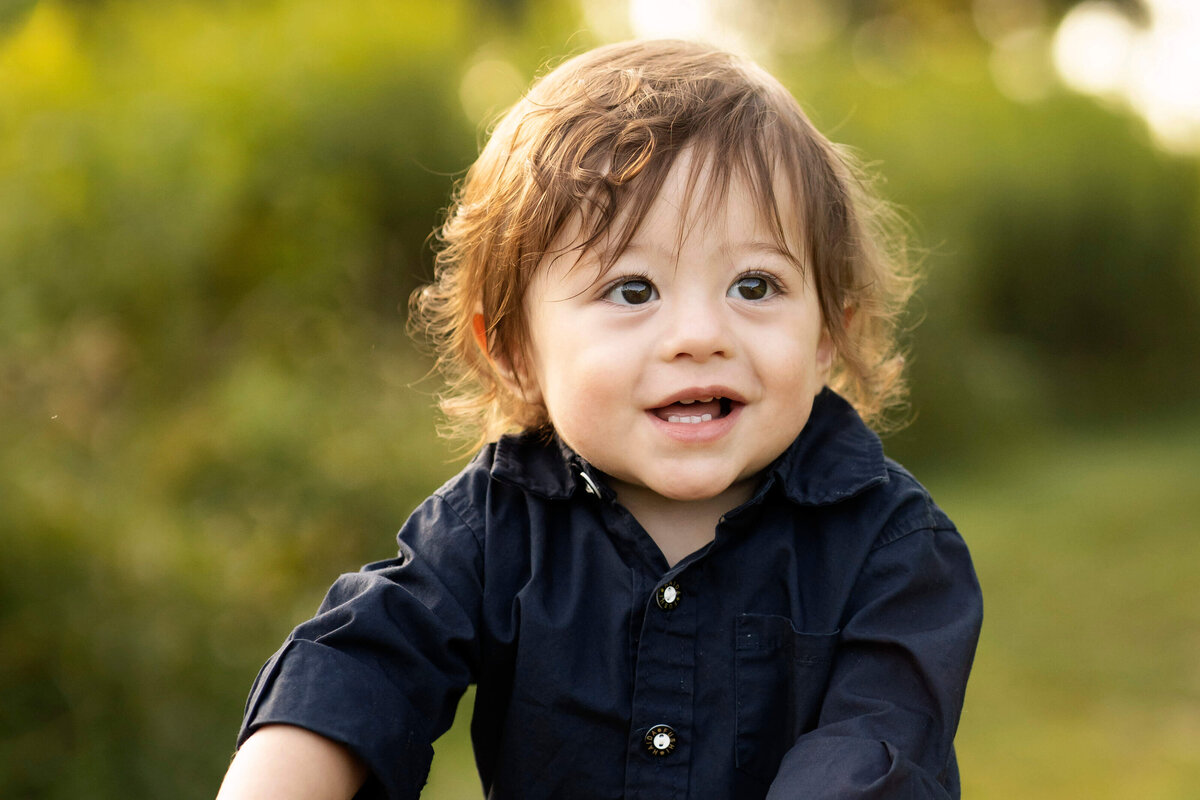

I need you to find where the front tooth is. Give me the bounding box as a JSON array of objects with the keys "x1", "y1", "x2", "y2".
[
  {"x1": 700, "y1": 414, "x2": 712, "y2": 422},
  {"x1": 679, "y1": 399, "x2": 695, "y2": 405},
  {"x1": 700, "y1": 396, "x2": 714, "y2": 402},
  {"x1": 668, "y1": 415, "x2": 681, "y2": 423}
]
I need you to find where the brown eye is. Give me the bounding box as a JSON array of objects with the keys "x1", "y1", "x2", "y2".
[
  {"x1": 729, "y1": 276, "x2": 774, "y2": 300},
  {"x1": 606, "y1": 278, "x2": 657, "y2": 305}
]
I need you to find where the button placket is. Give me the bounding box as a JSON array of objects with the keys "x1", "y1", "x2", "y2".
[{"x1": 624, "y1": 571, "x2": 694, "y2": 797}]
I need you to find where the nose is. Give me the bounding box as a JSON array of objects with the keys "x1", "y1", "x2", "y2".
[{"x1": 656, "y1": 291, "x2": 733, "y2": 362}]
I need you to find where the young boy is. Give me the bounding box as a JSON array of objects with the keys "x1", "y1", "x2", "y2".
[{"x1": 218, "y1": 39, "x2": 982, "y2": 800}]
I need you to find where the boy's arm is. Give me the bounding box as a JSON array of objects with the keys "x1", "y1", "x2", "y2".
[
  {"x1": 233, "y1": 490, "x2": 486, "y2": 798},
  {"x1": 767, "y1": 522, "x2": 982, "y2": 799},
  {"x1": 216, "y1": 724, "x2": 367, "y2": 800}
]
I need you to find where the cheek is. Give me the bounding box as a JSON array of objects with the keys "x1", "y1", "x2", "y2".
[
  {"x1": 543, "y1": 360, "x2": 615, "y2": 413},
  {"x1": 760, "y1": 332, "x2": 829, "y2": 399},
  {"x1": 537, "y1": 349, "x2": 632, "y2": 431}
]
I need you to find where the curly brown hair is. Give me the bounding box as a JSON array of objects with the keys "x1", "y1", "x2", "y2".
[{"x1": 411, "y1": 39, "x2": 915, "y2": 452}]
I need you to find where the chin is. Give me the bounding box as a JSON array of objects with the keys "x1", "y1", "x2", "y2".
[{"x1": 649, "y1": 478, "x2": 736, "y2": 503}]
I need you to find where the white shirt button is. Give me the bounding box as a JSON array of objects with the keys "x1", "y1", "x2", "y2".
[{"x1": 644, "y1": 724, "x2": 677, "y2": 756}]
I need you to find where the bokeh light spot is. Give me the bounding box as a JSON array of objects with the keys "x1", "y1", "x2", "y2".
[
  {"x1": 1053, "y1": 0, "x2": 1200, "y2": 153},
  {"x1": 459, "y1": 53, "x2": 525, "y2": 125},
  {"x1": 628, "y1": 0, "x2": 711, "y2": 40}
]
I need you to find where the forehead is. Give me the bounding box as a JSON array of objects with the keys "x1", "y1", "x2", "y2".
[{"x1": 545, "y1": 145, "x2": 804, "y2": 281}]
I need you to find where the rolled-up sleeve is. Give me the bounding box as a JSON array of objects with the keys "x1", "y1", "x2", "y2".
[
  {"x1": 766, "y1": 522, "x2": 982, "y2": 799},
  {"x1": 237, "y1": 492, "x2": 484, "y2": 800}
]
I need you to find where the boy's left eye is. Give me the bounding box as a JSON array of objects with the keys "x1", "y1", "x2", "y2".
[{"x1": 728, "y1": 275, "x2": 777, "y2": 301}]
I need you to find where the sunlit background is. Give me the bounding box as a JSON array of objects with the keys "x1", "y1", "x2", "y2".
[{"x1": 2, "y1": 0, "x2": 1198, "y2": 797}]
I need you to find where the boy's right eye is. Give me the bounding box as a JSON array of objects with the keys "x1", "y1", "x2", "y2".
[{"x1": 604, "y1": 278, "x2": 658, "y2": 306}]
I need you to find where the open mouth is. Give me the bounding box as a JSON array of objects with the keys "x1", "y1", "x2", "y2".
[{"x1": 651, "y1": 396, "x2": 737, "y2": 424}]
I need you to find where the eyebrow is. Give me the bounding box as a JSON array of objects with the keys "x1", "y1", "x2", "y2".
[
  {"x1": 619, "y1": 239, "x2": 798, "y2": 263},
  {"x1": 722, "y1": 240, "x2": 799, "y2": 265}
]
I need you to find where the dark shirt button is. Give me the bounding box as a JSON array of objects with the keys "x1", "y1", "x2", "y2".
[
  {"x1": 656, "y1": 581, "x2": 681, "y2": 610},
  {"x1": 644, "y1": 724, "x2": 677, "y2": 756}
]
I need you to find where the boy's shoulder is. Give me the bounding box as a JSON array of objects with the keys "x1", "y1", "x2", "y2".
[
  {"x1": 768, "y1": 389, "x2": 957, "y2": 548},
  {"x1": 870, "y1": 456, "x2": 957, "y2": 549}
]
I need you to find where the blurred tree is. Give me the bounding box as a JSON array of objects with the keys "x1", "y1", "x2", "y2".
[{"x1": 0, "y1": 1, "x2": 529, "y2": 796}]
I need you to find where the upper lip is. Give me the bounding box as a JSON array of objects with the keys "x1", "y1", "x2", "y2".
[{"x1": 650, "y1": 386, "x2": 747, "y2": 408}]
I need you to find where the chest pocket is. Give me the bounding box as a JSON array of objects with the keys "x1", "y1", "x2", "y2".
[{"x1": 734, "y1": 613, "x2": 839, "y2": 785}]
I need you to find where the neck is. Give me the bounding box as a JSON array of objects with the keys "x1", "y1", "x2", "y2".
[{"x1": 612, "y1": 478, "x2": 756, "y2": 568}]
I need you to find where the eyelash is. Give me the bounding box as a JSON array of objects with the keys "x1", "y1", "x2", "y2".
[
  {"x1": 600, "y1": 272, "x2": 656, "y2": 306},
  {"x1": 731, "y1": 270, "x2": 787, "y2": 300},
  {"x1": 598, "y1": 269, "x2": 788, "y2": 306}
]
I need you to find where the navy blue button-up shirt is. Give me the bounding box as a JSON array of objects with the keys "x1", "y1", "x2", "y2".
[{"x1": 238, "y1": 389, "x2": 982, "y2": 799}]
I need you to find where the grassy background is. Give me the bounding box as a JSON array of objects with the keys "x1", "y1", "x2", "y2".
[{"x1": 947, "y1": 421, "x2": 1200, "y2": 799}]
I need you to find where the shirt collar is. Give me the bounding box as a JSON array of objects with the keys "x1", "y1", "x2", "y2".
[
  {"x1": 490, "y1": 428, "x2": 590, "y2": 501},
  {"x1": 761, "y1": 388, "x2": 889, "y2": 506},
  {"x1": 489, "y1": 388, "x2": 888, "y2": 506}
]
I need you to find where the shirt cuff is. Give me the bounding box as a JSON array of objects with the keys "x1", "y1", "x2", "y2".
[
  {"x1": 766, "y1": 736, "x2": 955, "y2": 800},
  {"x1": 238, "y1": 638, "x2": 436, "y2": 800}
]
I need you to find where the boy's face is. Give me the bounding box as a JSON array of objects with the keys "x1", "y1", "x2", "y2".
[{"x1": 516, "y1": 151, "x2": 833, "y2": 514}]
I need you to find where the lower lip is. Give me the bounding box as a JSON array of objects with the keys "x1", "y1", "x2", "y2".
[{"x1": 644, "y1": 403, "x2": 743, "y2": 443}]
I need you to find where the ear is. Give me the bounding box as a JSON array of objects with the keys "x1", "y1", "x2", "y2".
[
  {"x1": 471, "y1": 313, "x2": 490, "y2": 360},
  {"x1": 473, "y1": 313, "x2": 543, "y2": 405}
]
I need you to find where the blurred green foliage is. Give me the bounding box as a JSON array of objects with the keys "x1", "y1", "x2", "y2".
[
  {"x1": 1, "y1": 0, "x2": 1198, "y2": 798},
  {"x1": 1, "y1": 1, "x2": 487, "y2": 796}
]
